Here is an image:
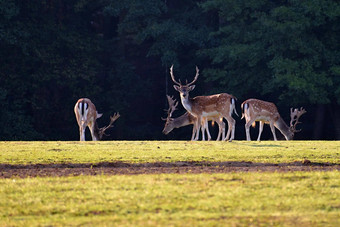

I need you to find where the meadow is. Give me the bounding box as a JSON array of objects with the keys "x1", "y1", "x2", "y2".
[
  {"x1": 0, "y1": 140, "x2": 339, "y2": 164},
  {"x1": 0, "y1": 141, "x2": 339, "y2": 226}
]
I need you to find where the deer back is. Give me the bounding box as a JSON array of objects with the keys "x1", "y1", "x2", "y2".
[
  {"x1": 242, "y1": 99, "x2": 281, "y2": 122},
  {"x1": 190, "y1": 93, "x2": 235, "y2": 117}
]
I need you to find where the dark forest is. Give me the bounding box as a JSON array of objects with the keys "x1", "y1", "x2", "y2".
[{"x1": 1, "y1": 0, "x2": 339, "y2": 140}]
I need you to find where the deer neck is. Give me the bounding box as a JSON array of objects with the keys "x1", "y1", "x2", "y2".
[
  {"x1": 274, "y1": 117, "x2": 293, "y2": 140},
  {"x1": 180, "y1": 96, "x2": 194, "y2": 113},
  {"x1": 173, "y1": 112, "x2": 194, "y2": 128},
  {"x1": 92, "y1": 120, "x2": 100, "y2": 141}
]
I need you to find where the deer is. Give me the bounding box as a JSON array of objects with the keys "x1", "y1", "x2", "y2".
[
  {"x1": 162, "y1": 95, "x2": 226, "y2": 141},
  {"x1": 241, "y1": 98, "x2": 306, "y2": 141},
  {"x1": 170, "y1": 65, "x2": 238, "y2": 141},
  {"x1": 74, "y1": 98, "x2": 120, "y2": 141}
]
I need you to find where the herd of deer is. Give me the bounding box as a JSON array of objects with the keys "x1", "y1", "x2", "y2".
[{"x1": 74, "y1": 65, "x2": 306, "y2": 141}]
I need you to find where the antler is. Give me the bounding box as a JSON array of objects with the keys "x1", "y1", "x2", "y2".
[
  {"x1": 186, "y1": 66, "x2": 199, "y2": 86},
  {"x1": 99, "y1": 112, "x2": 120, "y2": 136},
  {"x1": 290, "y1": 107, "x2": 306, "y2": 132},
  {"x1": 166, "y1": 95, "x2": 178, "y2": 118},
  {"x1": 162, "y1": 95, "x2": 178, "y2": 121},
  {"x1": 170, "y1": 65, "x2": 181, "y2": 86},
  {"x1": 170, "y1": 65, "x2": 199, "y2": 86}
]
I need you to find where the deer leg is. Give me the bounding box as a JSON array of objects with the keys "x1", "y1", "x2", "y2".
[
  {"x1": 269, "y1": 122, "x2": 277, "y2": 141},
  {"x1": 194, "y1": 119, "x2": 201, "y2": 141},
  {"x1": 224, "y1": 123, "x2": 230, "y2": 141},
  {"x1": 229, "y1": 118, "x2": 236, "y2": 141},
  {"x1": 216, "y1": 121, "x2": 221, "y2": 141},
  {"x1": 200, "y1": 118, "x2": 206, "y2": 141},
  {"x1": 245, "y1": 120, "x2": 255, "y2": 141},
  {"x1": 88, "y1": 123, "x2": 99, "y2": 141},
  {"x1": 201, "y1": 124, "x2": 205, "y2": 141},
  {"x1": 204, "y1": 119, "x2": 211, "y2": 141},
  {"x1": 216, "y1": 119, "x2": 225, "y2": 141},
  {"x1": 200, "y1": 119, "x2": 210, "y2": 141},
  {"x1": 221, "y1": 121, "x2": 226, "y2": 141},
  {"x1": 257, "y1": 121, "x2": 264, "y2": 141},
  {"x1": 79, "y1": 125, "x2": 86, "y2": 141},
  {"x1": 224, "y1": 116, "x2": 235, "y2": 142},
  {"x1": 191, "y1": 124, "x2": 197, "y2": 141},
  {"x1": 224, "y1": 121, "x2": 232, "y2": 141},
  {"x1": 224, "y1": 121, "x2": 231, "y2": 141}
]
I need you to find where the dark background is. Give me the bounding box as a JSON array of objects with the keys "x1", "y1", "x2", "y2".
[{"x1": 1, "y1": 0, "x2": 339, "y2": 141}]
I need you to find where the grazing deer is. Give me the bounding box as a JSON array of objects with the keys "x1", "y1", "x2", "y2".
[
  {"x1": 241, "y1": 98, "x2": 306, "y2": 141},
  {"x1": 74, "y1": 98, "x2": 120, "y2": 141},
  {"x1": 170, "y1": 65, "x2": 238, "y2": 141},
  {"x1": 162, "y1": 95, "x2": 226, "y2": 141}
]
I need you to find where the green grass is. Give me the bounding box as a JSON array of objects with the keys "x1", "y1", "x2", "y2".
[
  {"x1": 0, "y1": 140, "x2": 339, "y2": 164},
  {"x1": 0, "y1": 141, "x2": 339, "y2": 226},
  {"x1": 1, "y1": 172, "x2": 339, "y2": 226}
]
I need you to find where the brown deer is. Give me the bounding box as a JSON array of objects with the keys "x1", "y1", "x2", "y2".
[
  {"x1": 170, "y1": 65, "x2": 238, "y2": 141},
  {"x1": 162, "y1": 95, "x2": 226, "y2": 141},
  {"x1": 241, "y1": 98, "x2": 306, "y2": 141},
  {"x1": 74, "y1": 98, "x2": 120, "y2": 141}
]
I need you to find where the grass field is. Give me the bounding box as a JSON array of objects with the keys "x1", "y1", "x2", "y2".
[
  {"x1": 0, "y1": 140, "x2": 339, "y2": 164},
  {"x1": 0, "y1": 141, "x2": 339, "y2": 226}
]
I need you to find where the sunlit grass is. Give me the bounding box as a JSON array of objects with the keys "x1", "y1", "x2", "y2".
[
  {"x1": 1, "y1": 172, "x2": 339, "y2": 226},
  {"x1": 0, "y1": 140, "x2": 339, "y2": 164},
  {"x1": 1, "y1": 141, "x2": 339, "y2": 226}
]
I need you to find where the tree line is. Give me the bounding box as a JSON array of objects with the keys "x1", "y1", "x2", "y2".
[{"x1": 0, "y1": 0, "x2": 339, "y2": 140}]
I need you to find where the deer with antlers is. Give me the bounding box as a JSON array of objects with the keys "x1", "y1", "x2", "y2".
[
  {"x1": 162, "y1": 95, "x2": 226, "y2": 141},
  {"x1": 241, "y1": 98, "x2": 306, "y2": 141},
  {"x1": 74, "y1": 98, "x2": 120, "y2": 141},
  {"x1": 170, "y1": 65, "x2": 238, "y2": 141}
]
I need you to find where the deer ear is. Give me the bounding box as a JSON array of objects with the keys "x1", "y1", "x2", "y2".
[
  {"x1": 173, "y1": 85, "x2": 180, "y2": 91},
  {"x1": 188, "y1": 85, "x2": 195, "y2": 91},
  {"x1": 97, "y1": 112, "x2": 103, "y2": 119}
]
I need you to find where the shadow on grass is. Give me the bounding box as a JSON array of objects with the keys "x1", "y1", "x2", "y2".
[
  {"x1": 234, "y1": 141, "x2": 285, "y2": 148},
  {"x1": 247, "y1": 144, "x2": 284, "y2": 148},
  {"x1": 1, "y1": 161, "x2": 339, "y2": 178}
]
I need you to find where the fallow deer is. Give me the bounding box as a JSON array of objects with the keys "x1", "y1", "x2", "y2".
[
  {"x1": 170, "y1": 65, "x2": 238, "y2": 141},
  {"x1": 74, "y1": 98, "x2": 120, "y2": 141},
  {"x1": 162, "y1": 95, "x2": 226, "y2": 141},
  {"x1": 241, "y1": 98, "x2": 306, "y2": 141}
]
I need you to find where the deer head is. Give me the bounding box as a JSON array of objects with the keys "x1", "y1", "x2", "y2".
[
  {"x1": 162, "y1": 95, "x2": 178, "y2": 135},
  {"x1": 170, "y1": 65, "x2": 199, "y2": 100},
  {"x1": 97, "y1": 112, "x2": 120, "y2": 139}
]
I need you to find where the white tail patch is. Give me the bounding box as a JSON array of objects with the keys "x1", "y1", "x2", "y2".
[
  {"x1": 78, "y1": 102, "x2": 89, "y2": 123},
  {"x1": 230, "y1": 98, "x2": 239, "y2": 117},
  {"x1": 78, "y1": 102, "x2": 83, "y2": 113},
  {"x1": 244, "y1": 103, "x2": 248, "y2": 109}
]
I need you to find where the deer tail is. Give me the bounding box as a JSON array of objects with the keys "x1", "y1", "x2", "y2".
[
  {"x1": 241, "y1": 101, "x2": 247, "y2": 120},
  {"x1": 231, "y1": 97, "x2": 239, "y2": 117}
]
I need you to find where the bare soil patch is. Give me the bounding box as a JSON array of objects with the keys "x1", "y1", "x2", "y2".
[{"x1": 1, "y1": 161, "x2": 339, "y2": 178}]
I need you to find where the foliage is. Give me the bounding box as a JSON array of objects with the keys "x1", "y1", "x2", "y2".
[
  {"x1": 0, "y1": 0, "x2": 149, "y2": 140},
  {"x1": 199, "y1": 0, "x2": 340, "y2": 105},
  {"x1": 0, "y1": 0, "x2": 339, "y2": 140}
]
